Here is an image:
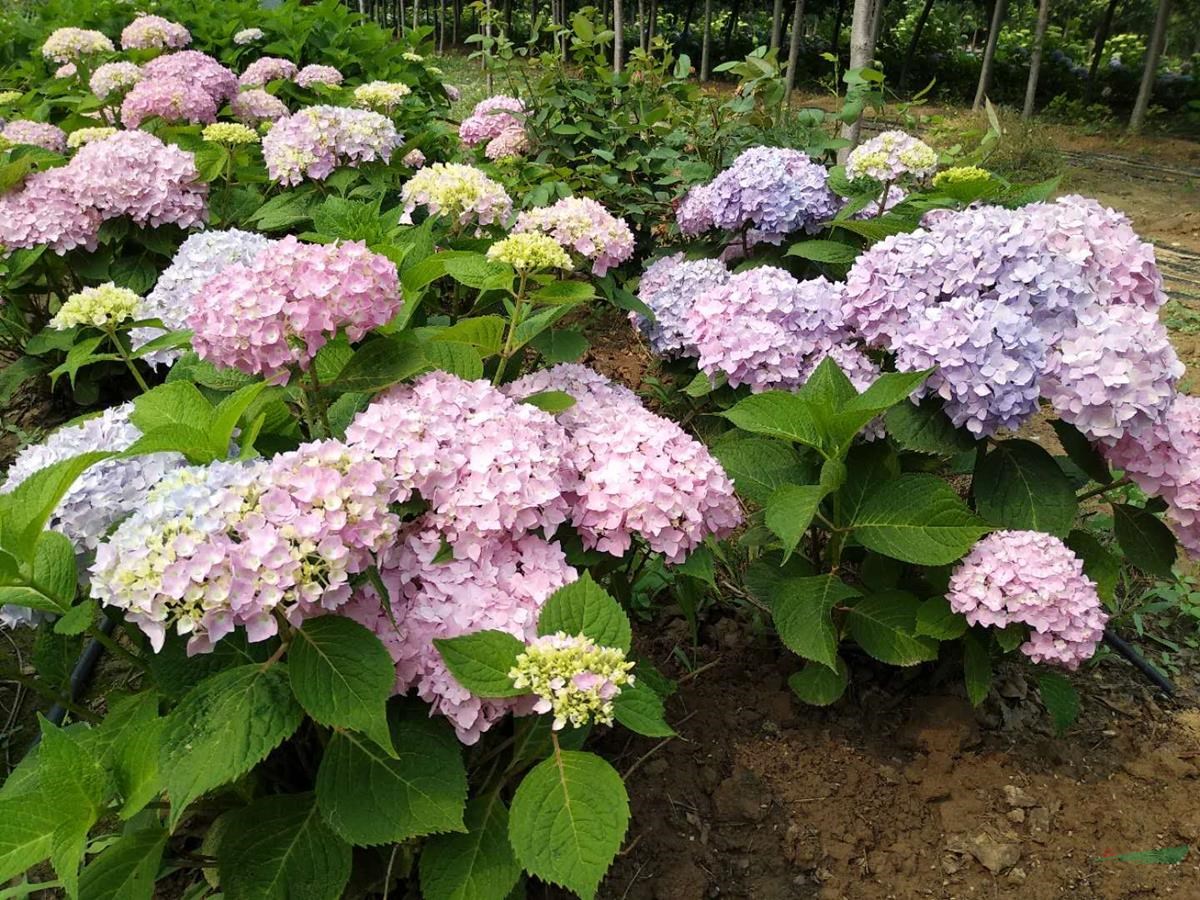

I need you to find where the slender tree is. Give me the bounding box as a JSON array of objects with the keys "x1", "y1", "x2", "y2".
[
  {"x1": 648, "y1": 0, "x2": 658, "y2": 45},
  {"x1": 1129, "y1": 0, "x2": 1171, "y2": 132},
  {"x1": 700, "y1": 0, "x2": 713, "y2": 79},
  {"x1": 1083, "y1": 0, "x2": 1122, "y2": 98},
  {"x1": 831, "y1": 0, "x2": 846, "y2": 59},
  {"x1": 870, "y1": 0, "x2": 886, "y2": 49},
  {"x1": 1022, "y1": 0, "x2": 1052, "y2": 118},
  {"x1": 771, "y1": 0, "x2": 786, "y2": 51},
  {"x1": 839, "y1": 0, "x2": 880, "y2": 158},
  {"x1": 614, "y1": 0, "x2": 625, "y2": 71},
  {"x1": 972, "y1": 0, "x2": 1007, "y2": 110},
  {"x1": 898, "y1": 0, "x2": 935, "y2": 91},
  {"x1": 637, "y1": 0, "x2": 646, "y2": 50},
  {"x1": 785, "y1": 0, "x2": 807, "y2": 101},
  {"x1": 723, "y1": 0, "x2": 741, "y2": 54},
  {"x1": 680, "y1": 0, "x2": 697, "y2": 44}
]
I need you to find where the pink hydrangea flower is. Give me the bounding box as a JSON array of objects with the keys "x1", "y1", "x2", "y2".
[
  {"x1": 947, "y1": 530, "x2": 1107, "y2": 670},
  {"x1": 188, "y1": 236, "x2": 400, "y2": 382},
  {"x1": 1, "y1": 120, "x2": 66, "y2": 152},
  {"x1": 514, "y1": 197, "x2": 634, "y2": 276},
  {"x1": 484, "y1": 127, "x2": 529, "y2": 160},
  {"x1": 120, "y1": 14, "x2": 191, "y2": 51},
  {"x1": 294, "y1": 64, "x2": 343, "y2": 88},
  {"x1": 459, "y1": 94, "x2": 524, "y2": 146},
  {"x1": 632, "y1": 253, "x2": 730, "y2": 357},
  {"x1": 141, "y1": 51, "x2": 238, "y2": 104},
  {"x1": 239, "y1": 56, "x2": 298, "y2": 87},
  {"x1": 402, "y1": 147, "x2": 426, "y2": 168},
  {"x1": 261, "y1": 105, "x2": 400, "y2": 185},
  {"x1": 120, "y1": 76, "x2": 218, "y2": 128},
  {"x1": 230, "y1": 88, "x2": 288, "y2": 125}
]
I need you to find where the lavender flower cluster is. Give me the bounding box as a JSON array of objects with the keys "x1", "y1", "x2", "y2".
[
  {"x1": 1, "y1": 120, "x2": 66, "y2": 153},
  {"x1": 120, "y1": 15, "x2": 191, "y2": 51},
  {"x1": 294, "y1": 64, "x2": 344, "y2": 88},
  {"x1": 0, "y1": 130, "x2": 206, "y2": 254},
  {"x1": 239, "y1": 56, "x2": 298, "y2": 87},
  {"x1": 230, "y1": 89, "x2": 288, "y2": 126},
  {"x1": 459, "y1": 95, "x2": 529, "y2": 159},
  {"x1": 513, "y1": 197, "x2": 635, "y2": 276},
  {"x1": 141, "y1": 51, "x2": 239, "y2": 105},
  {"x1": 121, "y1": 77, "x2": 218, "y2": 128},
  {"x1": 948, "y1": 530, "x2": 1108, "y2": 669},
  {"x1": 261, "y1": 105, "x2": 400, "y2": 185}
]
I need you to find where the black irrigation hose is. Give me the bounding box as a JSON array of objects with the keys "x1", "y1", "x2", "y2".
[
  {"x1": 24, "y1": 616, "x2": 116, "y2": 752},
  {"x1": 1102, "y1": 627, "x2": 1176, "y2": 697}
]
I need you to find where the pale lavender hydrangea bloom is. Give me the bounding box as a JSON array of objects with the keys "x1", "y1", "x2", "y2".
[
  {"x1": 513, "y1": 197, "x2": 634, "y2": 276},
  {"x1": 402, "y1": 148, "x2": 426, "y2": 168},
  {"x1": 41, "y1": 28, "x2": 114, "y2": 63},
  {"x1": 343, "y1": 521, "x2": 576, "y2": 744},
  {"x1": 229, "y1": 88, "x2": 288, "y2": 125},
  {"x1": 54, "y1": 63, "x2": 77, "y2": 79},
  {"x1": 294, "y1": 64, "x2": 343, "y2": 88},
  {"x1": 134, "y1": 229, "x2": 271, "y2": 367},
  {"x1": 1, "y1": 120, "x2": 66, "y2": 152},
  {"x1": 459, "y1": 94, "x2": 524, "y2": 147},
  {"x1": 142, "y1": 51, "x2": 238, "y2": 104},
  {"x1": 120, "y1": 76, "x2": 218, "y2": 128},
  {"x1": 345, "y1": 372, "x2": 573, "y2": 554},
  {"x1": 484, "y1": 127, "x2": 529, "y2": 160},
  {"x1": 90, "y1": 61, "x2": 142, "y2": 99},
  {"x1": 844, "y1": 129, "x2": 937, "y2": 183},
  {"x1": 120, "y1": 15, "x2": 191, "y2": 51},
  {"x1": 632, "y1": 253, "x2": 731, "y2": 357},
  {"x1": 233, "y1": 28, "x2": 265, "y2": 45},
  {"x1": 239, "y1": 56, "x2": 298, "y2": 87},
  {"x1": 504, "y1": 364, "x2": 742, "y2": 562},
  {"x1": 947, "y1": 530, "x2": 1108, "y2": 670},
  {"x1": 261, "y1": 105, "x2": 400, "y2": 185}
]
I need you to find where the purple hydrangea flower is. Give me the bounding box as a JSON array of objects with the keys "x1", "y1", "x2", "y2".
[{"x1": 632, "y1": 253, "x2": 731, "y2": 357}]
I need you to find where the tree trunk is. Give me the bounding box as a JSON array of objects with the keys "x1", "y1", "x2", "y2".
[
  {"x1": 484, "y1": 0, "x2": 493, "y2": 92},
  {"x1": 1128, "y1": 0, "x2": 1170, "y2": 133},
  {"x1": 870, "y1": 0, "x2": 886, "y2": 50},
  {"x1": 831, "y1": 0, "x2": 846, "y2": 60},
  {"x1": 614, "y1": 0, "x2": 625, "y2": 71},
  {"x1": 412, "y1": 0, "x2": 419, "y2": 31},
  {"x1": 898, "y1": 0, "x2": 935, "y2": 91},
  {"x1": 636, "y1": 0, "x2": 646, "y2": 50},
  {"x1": 771, "y1": 0, "x2": 785, "y2": 52},
  {"x1": 972, "y1": 0, "x2": 1007, "y2": 110},
  {"x1": 700, "y1": 0, "x2": 713, "y2": 79},
  {"x1": 838, "y1": 0, "x2": 880, "y2": 158},
  {"x1": 785, "y1": 0, "x2": 806, "y2": 100},
  {"x1": 439, "y1": 0, "x2": 447, "y2": 50},
  {"x1": 723, "y1": 0, "x2": 741, "y2": 55},
  {"x1": 680, "y1": 0, "x2": 696, "y2": 42},
  {"x1": 1084, "y1": 0, "x2": 1121, "y2": 102},
  {"x1": 1022, "y1": 0, "x2": 1051, "y2": 118},
  {"x1": 453, "y1": 0, "x2": 460, "y2": 44},
  {"x1": 648, "y1": 0, "x2": 658, "y2": 45}
]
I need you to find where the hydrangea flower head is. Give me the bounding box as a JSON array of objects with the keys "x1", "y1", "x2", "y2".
[
  {"x1": 262, "y1": 105, "x2": 399, "y2": 185},
  {"x1": 399, "y1": 163, "x2": 512, "y2": 232},
  {"x1": 142, "y1": 51, "x2": 238, "y2": 104},
  {"x1": 233, "y1": 28, "x2": 265, "y2": 45},
  {"x1": 459, "y1": 95, "x2": 525, "y2": 147},
  {"x1": 845, "y1": 130, "x2": 938, "y2": 183},
  {"x1": 509, "y1": 632, "x2": 635, "y2": 730},
  {"x1": 294, "y1": 64, "x2": 343, "y2": 88},
  {"x1": 352, "y1": 81, "x2": 412, "y2": 113},
  {"x1": 487, "y1": 233, "x2": 573, "y2": 271},
  {"x1": 51, "y1": 282, "x2": 142, "y2": 329},
  {"x1": 933, "y1": 165, "x2": 994, "y2": 191},
  {"x1": 42, "y1": 28, "x2": 114, "y2": 63},
  {"x1": 55, "y1": 63, "x2": 78, "y2": 80},
  {"x1": 239, "y1": 56, "x2": 298, "y2": 87},
  {"x1": 202, "y1": 122, "x2": 259, "y2": 144},
  {"x1": 632, "y1": 253, "x2": 731, "y2": 356},
  {"x1": 90, "y1": 61, "x2": 142, "y2": 99},
  {"x1": 121, "y1": 76, "x2": 218, "y2": 128},
  {"x1": 676, "y1": 183, "x2": 716, "y2": 237},
  {"x1": 230, "y1": 88, "x2": 288, "y2": 125},
  {"x1": 514, "y1": 197, "x2": 634, "y2": 276},
  {"x1": 66, "y1": 126, "x2": 117, "y2": 149},
  {"x1": 2, "y1": 120, "x2": 66, "y2": 153},
  {"x1": 402, "y1": 148, "x2": 426, "y2": 168},
  {"x1": 484, "y1": 127, "x2": 529, "y2": 160},
  {"x1": 121, "y1": 15, "x2": 191, "y2": 51},
  {"x1": 947, "y1": 530, "x2": 1107, "y2": 669},
  {"x1": 0, "y1": 90, "x2": 23, "y2": 105},
  {"x1": 187, "y1": 236, "x2": 400, "y2": 381}
]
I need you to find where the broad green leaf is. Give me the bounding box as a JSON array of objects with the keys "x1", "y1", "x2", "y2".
[
  {"x1": 0, "y1": 453, "x2": 111, "y2": 558},
  {"x1": 852, "y1": 474, "x2": 989, "y2": 565},
  {"x1": 842, "y1": 369, "x2": 931, "y2": 415},
  {"x1": 675, "y1": 544, "x2": 715, "y2": 586},
  {"x1": 0, "y1": 586, "x2": 63, "y2": 615},
  {"x1": 772, "y1": 575, "x2": 860, "y2": 670},
  {"x1": 434, "y1": 630, "x2": 528, "y2": 699},
  {"x1": 532, "y1": 281, "x2": 595, "y2": 306},
  {"x1": 218, "y1": 794, "x2": 351, "y2": 900},
  {"x1": 39, "y1": 717, "x2": 105, "y2": 896},
  {"x1": 1050, "y1": 419, "x2": 1111, "y2": 484},
  {"x1": 53, "y1": 599, "x2": 95, "y2": 636},
  {"x1": 432, "y1": 316, "x2": 507, "y2": 356},
  {"x1": 1065, "y1": 530, "x2": 1119, "y2": 605},
  {"x1": 962, "y1": 630, "x2": 992, "y2": 707},
  {"x1": 521, "y1": 390, "x2": 576, "y2": 413},
  {"x1": 974, "y1": 440, "x2": 1077, "y2": 536},
  {"x1": 720, "y1": 391, "x2": 823, "y2": 451},
  {"x1": 1113, "y1": 504, "x2": 1177, "y2": 578},
  {"x1": 884, "y1": 398, "x2": 976, "y2": 456},
  {"x1": 785, "y1": 239, "x2": 858, "y2": 264},
  {"x1": 508, "y1": 751, "x2": 629, "y2": 900},
  {"x1": 419, "y1": 793, "x2": 522, "y2": 900},
  {"x1": 530, "y1": 328, "x2": 588, "y2": 364},
  {"x1": 0, "y1": 788, "x2": 57, "y2": 883},
  {"x1": 77, "y1": 827, "x2": 166, "y2": 900},
  {"x1": 289, "y1": 617, "x2": 397, "y2": 755},
  {"x1": 130, "y1": 382, "x2": 212, "y2": 434},
  {"x1": 914, "y1": 597, "x2": 968, "y2": 640},
  {"x1": 764, "y1": 484, "x2": 825, "y2": 561},
  {"x1": 611, "y1": 681, "x2": 674, "y2": 737},
  {"x1": 161, "y1": 664, "x2": 303, "y2": 830},
  {"x1": 537, "y1": 573, "x2": 631, "y2": 652},
  {"x1": 424, "y1": 340, "x2": 484, "y2": 380},
  {"x1": 315, "y1": 715, "x2": 467, "y2": 846},
  {"x1": 444, "y1": 254, "x2": 513, "y2": 290},
  {"x1": 1036, "y1": 672, "x2": 1079, "y2": 736},
  {"x1": 209, "y1": 382, "x2": 269, "y2": 457},
  {"x1": 166, "y1": 354, "x2": 258, "y2": 391},
  {"x1": 845, "y1": 592, "x2": 940, "y2": 666},
  {"x1": 94, "y1": 693, "x2": 163, "y2": 818},
  {"x1": 787, "y1": 658, "x2": 848, "y2": 706},
  {"x1": 123, "y1": 425, "x2": 216, "y2": 464},
  {"x1": 832, "y1": 441, "x2": 899, "y2": 527},
  {"x1": 31, "y1": 531, "x2": 77, "y2": 612},
  {"x1": 49, "y1": 335, "x2": 107, "y2": 388},
  {"x1": 995, "y1": 623, "x2": 1027, "y2": 653},
  {"x1": 513, "y1": 305, "x2": 577, "y2": 349},
  {"x1": 329, "y1": 335, "x2": 426, "y2": 394},
  {"x1": 711, "y1": 437, "x2": 812, "y2": 506}
]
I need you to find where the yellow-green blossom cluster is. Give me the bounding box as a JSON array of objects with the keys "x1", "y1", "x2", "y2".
[
  {"x1": 67, "y1": 126, "x2": 117, "y2": 149},
  {"x1": 845, "y1": 130, "x2": 938, "y2": 183},
  {"x1": 352, "y1": 81, "x2": 412, "y2": 113},
  {"x1": 0, "y1": 91, "x2": 23, "y2": 105},
  {"x1": 933, "y1": 165, "x2": 995, "y2": 190},
  {"x1": 487, "y1": 233, "x2": 574, "y2": 272},
  {"x1": 202, "y1": 122, "x2": 260, "y2": 145},
  {"x1": 402, "y1": 52, "x2": 425, "y2": 62},
  {"x1": 51, "y1": 283, "x2": 143, "y2": 330},
  {"x1": 509, "y1": 631, "x2": 635, "y2": 730}
]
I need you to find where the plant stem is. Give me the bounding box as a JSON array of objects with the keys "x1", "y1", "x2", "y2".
[
  {"x1": 492, "y1": 272, "x2": 529, "y2": 386},
  {"x1": 107, "y1": 327, "x2": 150, "y2": 392},
  {"x1": 87, "y1": 623, "x2": 149, "y2": 671},
  {"x1": 304, "y1": 365, "x2": 334, "y2": 438},
  {"x1": 1077, "y1": 475, "x2": 1133, "y2": 502},
  {"x1": 0, "y1": 668, "x2": 100, "y2": 723}
]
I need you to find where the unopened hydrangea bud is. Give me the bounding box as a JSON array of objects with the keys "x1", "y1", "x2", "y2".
[
  {"x1": 352, "y1": 80, "x2": 412, "y2": 113},
  {"x1": 509, "y1": 631, "x2": 635, "y2": 730},
  {"x1": 0, "y1": 90, "x2": 23, "y2": 105},
  {"x1": 67, "y1": 127, "x2": 118, "y2": 149},
  {"x1": 845, "y1": 130, "x2": 938, "y2": 183},
  {"x1": 202, "y1": 122, "x2": 259, "y2": 145},
  {"x1": 403, "y1": 51, "x2": 425, "y2": 62},
  {"x1": 51, "y1": 283, "x2": 142, "y2": 329},
  {"x1": 487, "y1": 233, "x2": 573, "y2": 271}
]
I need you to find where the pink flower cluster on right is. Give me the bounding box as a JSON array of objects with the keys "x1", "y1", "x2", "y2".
[{"x1": 947, "y1": 530, "x2": 1108, "y2": 669}]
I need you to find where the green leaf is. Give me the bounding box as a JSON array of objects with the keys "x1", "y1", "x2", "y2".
[
  {"x1": 531, "y1": 281, "x2": 594, "y2": 306},
  {"x1": 1113, "y1": 504, "x2": 1177, "y2": 578},
  {"x1": 974, "y1": 440, "x2": 1077, "y2": 536},
  {"x1": 833, "y1": 442, "x2": 899, "y2": 527},
  {"x1": 884, "y1": 398, "x2": 976, "y2": 456},
  {"x1": 329, "y1": 335, "x2": 426, "y2": 394},
  {"x1": 787, "y1": 658, "x2": 848, "y2": 706},
  {"x1": 434, "y1": 630, "x2": 528, "y2": 698},
  {"x1": 915, "y1": 597, "x2": 968, "y2": 640},
  {"x1": 0, "y1": 788, "x2": 57, "y2": 884},
  {"x1": 962, "y1": 630, "x2": 992, "y2": 707},
  {"x1": 95, "y1": 693, "x2": 163, "y2": 818},
  {"x1": 1065, "y1": 530, "x2": 1119, "y2": 605},
  {"x1": 444, "y1": 254, "x2": 513, "y2": 290},
  {"x1": 289, "y1": 617, "x2": 398, "y2": 755},
  {"x1": 49, "y1": 335, "x2": 107, "y2": 388},
  {"x1": 39, "y1": 717, "x2": 105, "y2": 896},
  {"x1": 995, "y1": 624, "x2": 1027, "y2": 653},
  {"x1": 1036, "y1": 672, "x2": 1079, "y2": 736},
  {"x1": 612, "y1": 681, "x2": 674, "y2": 737},
  {"x1": 315, "y1": 715, "x2": 467, "y2": 846},
  {"x1": 1106, "y1": 846, "x2": 1190, "y2": 865},
  {"x1": 508, "y1": 751, "x2": 629, "y2": 900},
  {"x1": 537, "y1": 573, "x2": 632, "y2": 652},
  {"x1": 432, "y1": 316, "x2": 507, "y2": 355},
  {"x1": 0, "y1": 452, "x2": 111, "y2": 558},
  {"x1": 772, "y1": 575, "x2": 860, "y2": 670},
  {"x1": 53, "y1": 599, "x2": 95, "y2": 636},
  {"x1": 852, "y1": 474, "x2": 989, "y2": 565},
  {"x1": 720, "y1": 391, "x2": 822, "y2": 451},
  {"x1": 161, "y1": 664, "x2": 303, "y2": 830},
  {"x1": 209, "y1": 382, "x2": 269, "y2": 458},
  {"x1": 77, "y1": 827, "x2": 166, "y2": 900},
  {"x1": 785, "y1": 239, "x2": 859, "y2": 264},
  {"x1": 842, "y1": 369, "x2": 930, "y2": 415},
  {"x1": 711, "y1": 437, "x2": 811, "y2": 506},
  {"x1": 513, "y1": 305, "x2": 578, "y2": 349},
  {"x1": 123, "y1": 424, "x2": 216, "y2": 465},
  {"x1": 845, "y1": 592, "x2": 940, "y2": 666},
  {"x1": 521, "y1": 390, "x2": 576, "y2": 413},
  {"x1": 218, "y1": 794, "x2": 351, "y2": 900},
  {"x1": 32, "y1": 531, "x2": 77, "y2": 611},
  {"x1": 424, "y1": 340, "x2": 484, "y2": 381},
  {"x1": 130, "y1": 382, "x2": 212, "y2": 434},
  {"x1": 675, "y1": 544, "x2": 715, "y2": 586},
  {"x1": 1050, "y1": 419, "x2": 1111, "y2": 485},
  {"x1": 530, "y1": 328, "x2": 589, "y2": 364},
  {"x1": 764, "y1": 484, "x2": 825, "y2": 561},
  {"x1": 419, "y1": 793, "x2": 522, "y2": 900}
]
